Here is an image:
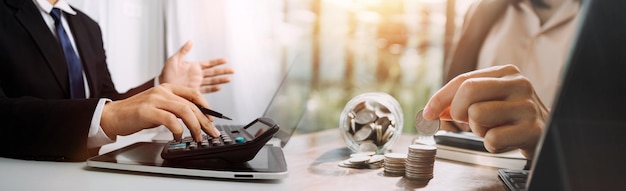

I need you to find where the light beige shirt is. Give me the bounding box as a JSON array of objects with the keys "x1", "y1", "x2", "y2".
[{"x1": 477, "y1": 0, "x2": 580, "y2": 107}]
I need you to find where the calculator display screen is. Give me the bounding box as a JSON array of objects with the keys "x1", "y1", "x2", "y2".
[{"x1": 245, "y1": 122, "x2": 271, "y2": 138}]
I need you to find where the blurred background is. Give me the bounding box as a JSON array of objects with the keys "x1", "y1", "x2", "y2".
[{"x1": 66, "y1": 0, "x2": 478, "y2": 135}]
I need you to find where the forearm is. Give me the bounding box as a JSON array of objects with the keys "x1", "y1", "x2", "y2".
[{"x1": 0, "y1": 97, "x2": 99, "y2": 161}]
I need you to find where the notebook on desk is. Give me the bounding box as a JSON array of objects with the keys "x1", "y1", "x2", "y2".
[
  {"x1": 87, "y1": 55, "x2": 312, "y2": 180},
  {"x1": 499, "y1": 0, "x2": 626, "y2": 190}
]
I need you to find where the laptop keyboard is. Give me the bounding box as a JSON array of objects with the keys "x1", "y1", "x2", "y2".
[{"x1": 498, "y1": 169, "x2": 528, "y2": 191}]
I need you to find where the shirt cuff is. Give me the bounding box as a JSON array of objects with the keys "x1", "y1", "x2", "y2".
[{"x1": 87, "y1": 98, "x2": 115, "y2": 149}]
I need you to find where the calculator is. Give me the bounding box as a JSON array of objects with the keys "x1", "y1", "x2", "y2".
[
  {"x1": 161, "y1": 117, "x2": 279, "y2": 163},
  {"x1": 498, "y1": 169, "x2": 528, "y2": 191}
]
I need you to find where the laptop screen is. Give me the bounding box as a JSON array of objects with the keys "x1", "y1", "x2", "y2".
[
  {"x1": 528, "y1": 0, "x2": 626, "y2": 190},
  {"x1": 263, "y1": 54, "x2": 312, "y2": 147}
]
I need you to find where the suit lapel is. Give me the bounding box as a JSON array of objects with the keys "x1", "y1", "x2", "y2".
[{"x1": 11, "y1": 0, "x2": 70, "y2": 97}]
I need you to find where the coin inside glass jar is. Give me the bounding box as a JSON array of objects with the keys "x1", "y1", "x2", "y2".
[{"x1": 340, "y1": 92, "x2": 404, "y2": 154}]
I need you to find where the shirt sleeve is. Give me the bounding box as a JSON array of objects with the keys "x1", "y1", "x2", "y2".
[{"x1": 87, "y1": 98, "x2": 115, "y2": 149}]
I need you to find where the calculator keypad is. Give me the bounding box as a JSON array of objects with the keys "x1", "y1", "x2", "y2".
[
  {"x1": 160, "y1": 118, "x2": 279, "y2": 163},
  {"x1": 167, "y1": 132, "x2": 245, "y2": 152}
]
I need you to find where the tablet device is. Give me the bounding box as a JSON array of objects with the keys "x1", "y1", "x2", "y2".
[{"x1": 87, "y1": 142, "x2": 288, "y2": 180}]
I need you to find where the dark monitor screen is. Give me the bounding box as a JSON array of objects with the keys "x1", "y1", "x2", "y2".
[{"x1": 528, "y1": 0, "x2": 626, "y2": 190}]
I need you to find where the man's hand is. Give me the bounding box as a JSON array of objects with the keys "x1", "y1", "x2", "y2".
[
  {"x1": 159, "y1": 41, "x2": 234, "y2": 93},
  {"x1": 100, "y1": 84, "x2": 221, "y2": 142},
  {"x1": 198, "y1": 58, "x2": 234, "y2": 93},
  {"x1": 423, "y1": 65, "x2": 549, "y2": 159}
]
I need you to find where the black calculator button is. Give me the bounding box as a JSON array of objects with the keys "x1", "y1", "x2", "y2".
[
  {"x1": 189, "y1": 142, "x2": 198, "y2": 149},
  {"x1": 161, "y1": 117, "x2": 279, "y2": 163},
  {"x1": 200, "y1": 140, "x2": 209, "y2": 147},
  {"x1": 182, "y1": 137, "x2": 193, "y2": 142}
]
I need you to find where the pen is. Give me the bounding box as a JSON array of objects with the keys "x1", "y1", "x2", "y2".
[{"x1": 195, "y1": 104, "x2": 232, "y2": 120}]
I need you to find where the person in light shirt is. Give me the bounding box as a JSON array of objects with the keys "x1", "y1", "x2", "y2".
[
  {"x1": 0, "y1": 0, "x2": 234, "y2": 161},
  {"x1": 427, "y1": 0, "x2": 580, "y2": 159}
]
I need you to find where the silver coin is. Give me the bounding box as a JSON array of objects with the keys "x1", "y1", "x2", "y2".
[
  {"x1": 373, "y1": 102, "x2": 391, "y2": 113},
  {"x1": 374, "y1": 124, "x2": 383, "y2": 145},
  {"x1": 353, "y1": 101, "x2": 368, "y2": 113},
  {"x1": 349, "y1": 156, "x2": 371, "y2": 164},
  {"x1": 408, "y1": 144, "x2": 437, "y2": 152},
  {"x1": 382, "y1": 126, "x2": 394, "y2": 142},
  {"x1": 355, "y1": 109, "x2": 377, "y2": 124},
  {"x1": 358, "y1": 141, "x2": 378, "y2": 152},
  {"x1": 376, "y1": 115, "x2": 392, "y2": 130},
  {"x1": 368, "y1": 154, "x2": 385, "y2": 164},
  {"x1": 384, "y1": 153, "x2": 407, "y2": 160},
  {"x1": 414, "y1": 109, "x2": 440, "y2": 136},
  {"x1": 353, "y1": 125, "x2": 373, "y2": 141},
  {"x1": 350, "y1": 152, "x2": 376, "y2": 158},
  {"x1": 349, "y1": 118, "x2": 357, "y2": 134}
]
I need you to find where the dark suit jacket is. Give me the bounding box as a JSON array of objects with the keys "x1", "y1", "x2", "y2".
[{"x1": 0, "y1": 0, "x2": 153, "y2": 161}]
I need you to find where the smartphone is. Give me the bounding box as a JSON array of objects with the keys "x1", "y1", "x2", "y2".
[
  {"x1": 434, "y1": 131, "x2": 489, "y2": 152},
  {"x1": 434, "y1": 131, "x2": 515, "y2": 153}
]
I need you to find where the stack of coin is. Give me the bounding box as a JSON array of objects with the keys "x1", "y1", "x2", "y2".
[
  {"x1": 383, "y1": 153, "x2": 407, "y2": 175},
  {"x1": 338, "y1": 152, "x2": 385, "y2": 169},
  {"x1": 345, "y1": 101, "x2": 397, "y2": 151},
  {"x1": 405, "y1": 144, "x2": 437, "y2": 180}
]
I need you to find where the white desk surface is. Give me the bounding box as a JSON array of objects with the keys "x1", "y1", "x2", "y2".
[{"x1": 0, "y1": 129, "x2": 506, "y2": 191}]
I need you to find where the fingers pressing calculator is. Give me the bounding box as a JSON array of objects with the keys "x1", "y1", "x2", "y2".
[{"x1": 161, "y1": 117, "x2": 279, "y2": 163}]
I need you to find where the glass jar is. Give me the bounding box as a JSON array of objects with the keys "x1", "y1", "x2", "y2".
[{"x1": 339, "y1": 92, "x2": 404, "y2": 154}]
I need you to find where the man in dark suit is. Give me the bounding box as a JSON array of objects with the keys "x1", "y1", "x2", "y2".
[{"x1": 0, "y1": 0, "x2": 234, "y2": 161}]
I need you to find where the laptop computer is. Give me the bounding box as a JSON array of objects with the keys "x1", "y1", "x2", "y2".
[
  {"x1": 87, "y1": 55, "x2": 311, "y2": 180},
  {"x1": 498, "y1": 0, "x2": 626, "y2": 190}
]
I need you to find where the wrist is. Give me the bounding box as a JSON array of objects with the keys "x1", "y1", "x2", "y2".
[
  {"x1": 520, "y1": 148, "x2": 535, "y2": 160},
  {"x1": 157, "y1": 74, "x2": 164, "y2": 85},
  {"x1": 100, "y1": 101, "x2": 118, "y2": 140}
]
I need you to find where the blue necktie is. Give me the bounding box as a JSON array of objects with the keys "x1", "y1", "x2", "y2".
[{"x1": 50, "y1": 8, "x2": 85, "y2": 99}]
